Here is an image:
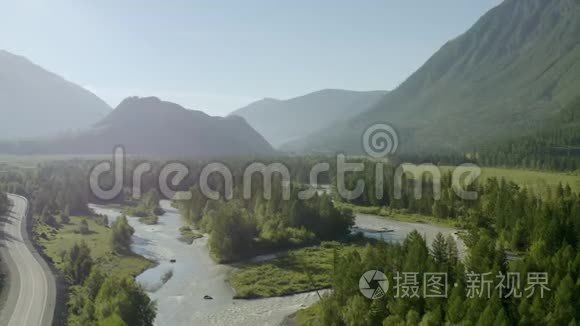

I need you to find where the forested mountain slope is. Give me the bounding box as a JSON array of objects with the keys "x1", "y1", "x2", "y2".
[{"x1": 288, "y1": 0, "x2": 580, "y2": 155}]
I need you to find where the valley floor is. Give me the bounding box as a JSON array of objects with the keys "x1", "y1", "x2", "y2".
[
  {"x1": 442, "y1": 166, "x2": 580, "y2": 195},
  {"x1": 34, "y1": 215, "x2": 153, "y2": 278}
]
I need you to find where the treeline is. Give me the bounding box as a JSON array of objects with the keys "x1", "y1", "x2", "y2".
[
  {"x1": 476, "y1": 178, "x2": 579, "y2": 252},
  {"x1": 178, "y1": 180, "x2": 354, "y2": 262},
  {"x1": 0, "y1": 190, "x2": 8, "y2": 216},
  {"x1": 338, "y1": 161, "x2": 580, "y2": 253},
  {"x1": 0, "y1": 162, "x2": 91, "y2": 218},
  {"x1": 63, "y1": 242, "x2": 156, "y2": 326},
  {"x1": 338, "y1": 165, "x2": 478, "y2": 221},
  {"x1": 310, "y1": 182, "x2": 580, "y2": 325},
  {"x1": 475, "y1": 96, "x2": 580, "y2": 171},
  {"x1": 399, "y1": 97, "x2": 580, "y2": 172},
  {"x1": 474, "y1": 126, "x2": 580, "y2": 171}
]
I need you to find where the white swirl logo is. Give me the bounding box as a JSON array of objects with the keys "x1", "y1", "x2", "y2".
[{"x1": 362, "y1": 123, "x2": 399, "y2": 158}]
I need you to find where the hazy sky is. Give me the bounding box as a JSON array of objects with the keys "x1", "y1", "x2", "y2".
[{"x1": 0, "y1": 0, "x2": 500, "y2": 116}]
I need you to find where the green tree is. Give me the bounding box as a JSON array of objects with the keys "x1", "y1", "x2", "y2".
[
  {"x1": 111, "y1": 216, "x2": 134, "y2": 254},
  {"x1": 94, "y1": 275, "x2": 156, "y2": 326},
  {"x1": 60, "y1": 205, "x2": 70, "y2": 224},
  {"x1": 405, "y1": 309, "x2": 421, "y2": 325},
  {"x1": 79, "y1": 219, "x2": 90, "y2": 234},
  {"x1": 430, "y1": 232, "x2": 448, "y2": 266},
  {"x1": 68, "y1": 269, "x2": 106, "y2": 325},
  {"x1": 549, "y1": 274, "x2": 575, "y2": 325},
  {"x1": 342, "y1": 295, "x2": 371, "y2": 326},
  {"x1": 98, "y1": 314, "x2": 127, "y2": 326},
  {"x1": 41, "y1": 206, "x2": 57, "y2": 226},
  {"x1": 64, "y1": 241, "x2": 93, "y2": 285},
  {"x1": 318, "y1": 297, "x2": 342, "y2": 326},
  {"x1": 383, "y1": 315, "x2": 405, "y2": 326},
  {"x1": 206, "y1": 201, "x2": 256, "y2": 262},
  {"x1": 446, "y1": 284, "x2": 465, "y2": 324}
]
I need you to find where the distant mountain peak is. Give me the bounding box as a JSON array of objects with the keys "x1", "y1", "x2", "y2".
[
  {"x1": 230, "y1": 89, "x2": 388, "y2": 147},
  {"x1": 115, "y1": 96, "x2": 183, "y2": 114},
  {"x1": 1, "y1": 96, "x2": 273, "y2": 157},
  {"x1": 97, "y1": 96, "x2": 212, "y2": 128},
  {"x1": 0, "y1": 49, "x2": 25, "y2": 60},
  {"x1": 246, "y1": 97, "x2": 281, "y2": 107},
  {"x1": 118, "y1": 96, "x2": 163, "y2": 106},
  {"x1": 0, "y1": 50, "x2": 111, "y2": 140}
]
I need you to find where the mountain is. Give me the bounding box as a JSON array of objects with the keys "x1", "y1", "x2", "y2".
[
  {"x1": 0, "y1": 97, "x2": 274, "y2": 157},
  {"x1": 0, "y1": 50, "x2": 111, "y2": 139},
  {"x1": 230, "y1": 89, "x2": 387, "y2": 147},
  {"x1": 287, "y1": 0, "x2": 580, "y2": 155}
]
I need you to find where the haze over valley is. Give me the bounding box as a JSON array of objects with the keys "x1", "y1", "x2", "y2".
[{"x1": 0, "y1": 1, "x2": 579, "y2": 326}]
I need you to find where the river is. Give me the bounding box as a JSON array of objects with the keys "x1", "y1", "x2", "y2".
[
  {"x1": 354, "y1": 214, "x2": 467, "y2": 259},
  {"x1": 90, "y1": 201, "x2": 465, "y2": 326}
]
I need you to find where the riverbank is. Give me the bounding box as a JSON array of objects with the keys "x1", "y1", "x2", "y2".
[
  {"x1": 231, "y1": 211, "x2": 467, "y2": 302},
  {"x1": 335, "y1": 201, "x2": 462, "y2": 228},
  {"x1": 230, "y1": 241, "x2": 362, "y2": 299},
  {"x1": 92, "y1": 201, "x2": 326, "y2": 326},
  {"x1": 87, "y1": 200, "x2": 467, "y2": 325}
]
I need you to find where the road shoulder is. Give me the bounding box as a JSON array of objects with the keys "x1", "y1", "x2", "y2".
[
  {"x1": 21, "y1": 195, "x2": 67, "y2": 326},
  {"x1": 0, "y1": 195, "x2": 61, "y2": 326}
]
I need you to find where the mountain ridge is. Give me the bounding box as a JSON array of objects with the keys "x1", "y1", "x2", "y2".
[
  {"x1": 0, "y1": 50, "x2": 111, "y2": 140},
  {"x1": 0, "y1": 96, "x2": 274, "y2": 158},
  {"x1": 230, "y1": 89, "x2": 388, "y2": 147},
  {"x1": 286, "y1": 0, "x2": 580, "y2": 155}
]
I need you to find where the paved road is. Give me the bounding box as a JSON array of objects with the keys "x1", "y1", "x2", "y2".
[{"x1": 0, "y1": 194, "x2": 55, "y2": 326}]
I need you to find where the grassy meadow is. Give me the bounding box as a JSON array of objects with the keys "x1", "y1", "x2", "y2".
[
  {"x1": 443, "y1": 166, "x2": 580, "y2": 196},
  {"x1": 229, "y1": 242, "x2": 366, "y2": 299},
  {"x1": 35, "y1": 216, "x2": 153, "y2": 277},
  {"x1": 334, "y1": 201, "x2": 460, "y2": 228}
]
